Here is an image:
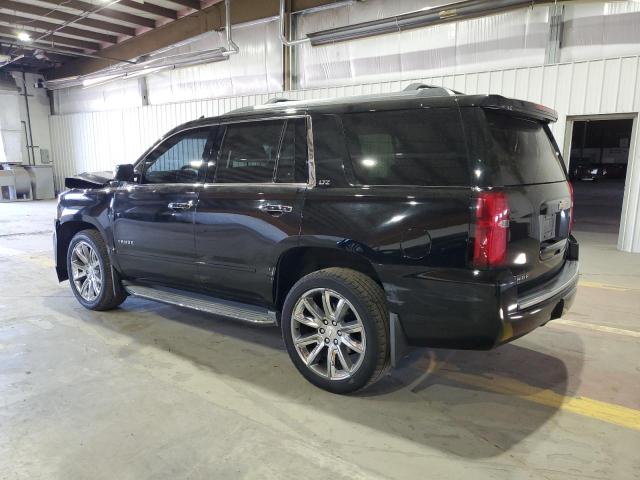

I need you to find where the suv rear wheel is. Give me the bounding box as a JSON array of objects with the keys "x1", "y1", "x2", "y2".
[
  {"x1": 281, "y1": 268, "x2": 390, "y2": 394},
  {"x1": 67, "y1": 229, "x2": 127, "y2": 311}
]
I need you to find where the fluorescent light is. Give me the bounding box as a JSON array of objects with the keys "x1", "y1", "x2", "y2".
[
  {"x1": 45, "y1": 46, "x2": 230, "y2": 90},
  {"x1": 17, "y1": 32, "x2": 31, "y2": 42},
  {"x1": 307, "y1": 0, "x2": 536, "y2": 46},
  {"x1": 82, "y1": 74, "x2": 123, "y2": 87}
]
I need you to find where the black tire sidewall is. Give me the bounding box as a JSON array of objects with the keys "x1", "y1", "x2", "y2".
[
  {"x1": 67, "y1": 232, "x2": 109, "y2": 310},
  {"x1": 282, "y1": 272, "x2": 384, "y2": 394}
]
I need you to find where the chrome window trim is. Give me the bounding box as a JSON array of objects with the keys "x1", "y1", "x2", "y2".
[
  {"x1": 201, "y1": 183, "x2": 308, "y2": 189},
  {"x1": 206, "y1": 114, "x2": 316, "y2": 188},
  {"x1": 306, "y1": 115, "x2": 316, "y2": 188}
]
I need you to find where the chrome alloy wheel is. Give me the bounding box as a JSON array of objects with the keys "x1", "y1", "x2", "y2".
[
  {"x1": 291, "y1": 288, "x2": 366, "y2": 380},
  {"x1": 71, "y1": 241, "x2": 102, "y2": 302}
]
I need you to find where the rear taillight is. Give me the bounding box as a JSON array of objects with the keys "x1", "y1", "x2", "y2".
[
  {"x1": 473, "y1": 191, "x2": 510, "y2": 268},
  {"x1": 568, "y1": 181, "x2": 574, "y2": 233}
]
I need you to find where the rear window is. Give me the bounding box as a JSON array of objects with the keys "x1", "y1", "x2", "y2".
[
  {"x1": 477, "y1": 110, "x2": 567, "y2": 186},
  {"x1": 341, "y1": 108, "x2": 469, "y2": 186}
]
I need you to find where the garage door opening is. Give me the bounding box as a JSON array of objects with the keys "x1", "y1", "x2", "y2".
[{"x1": 568, "y1": 118, "x2": 633, "y2": 237}]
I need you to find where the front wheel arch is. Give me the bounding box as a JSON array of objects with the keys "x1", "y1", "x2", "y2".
[
  {"x1": 66, "y1": 229, "x2": 127, "y2": 311},
  {"x1": 56, "y1": 220, "x2": 99, "y2": 281}
]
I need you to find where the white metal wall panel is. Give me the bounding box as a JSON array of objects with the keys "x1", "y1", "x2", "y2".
[
  {"x1": 620, "y1": 119, "x2": 640, "y2": 254},
  {"x1": 561, "y1": 2, "x2": 640, "y2": 63},
  {"x1": 294, "y1": 0, "x2": 549, "y2": 88},
  {"x1": 50, "y1": 55, "x2": 640, "y2": 252},
  {"x1": 53, "y1": 78, "x2": 144, "y2": 116},
  {"x1": 52, "y1": 19, "x2": 283, "y2": 115}
]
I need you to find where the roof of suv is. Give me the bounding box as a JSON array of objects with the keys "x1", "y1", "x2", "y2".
[{"x1": 176, "y1": 86, "x2": 558, "y2": 133}]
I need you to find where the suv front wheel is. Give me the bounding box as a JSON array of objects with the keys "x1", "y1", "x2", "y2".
[
  {"x1": 67, "y1": 229, "x2": 127, "y2": 311},
  {"x1": 281, "y1": 268, "x2": 390, "y2": 394}
]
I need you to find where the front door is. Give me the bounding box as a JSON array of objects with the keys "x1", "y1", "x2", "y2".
[
  {"x1": 113, "y1": 126, "x2": 215, "y2": 288},
  {"x1": 194, "y1": 116, "x2": 310, "y2": 305}
]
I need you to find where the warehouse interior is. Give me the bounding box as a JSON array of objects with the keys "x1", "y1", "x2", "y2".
[
  {"x1": 1, "y1": 1, "x2": 640, "y2": 479},
  {"x1": 569, "y1": 117, "x2": 633, "y2": 236}
]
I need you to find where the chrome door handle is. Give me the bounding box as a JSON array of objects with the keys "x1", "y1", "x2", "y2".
[
  {"x1": 259, "y1": 204, "x2": 293, "y2": 215},
  {"x1": 168, "y1": 200, "x2": 194, "y2": 211}
]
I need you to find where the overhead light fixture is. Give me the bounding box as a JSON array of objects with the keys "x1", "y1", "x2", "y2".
[
  {"x1": 307, "y1": 0, "x2": 541, "y2": 46},
  {"x1": 47, "y1": 47, "x2": 231, "y2": 90},
  {"x1": 17, "y1": 31, "x2": 32, "y2": 42},
  {"x1": 82, "y1": 74, "x2": 123, "y2": 87}
]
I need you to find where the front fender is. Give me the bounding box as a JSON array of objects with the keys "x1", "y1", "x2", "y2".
[{"x1": 55, "y1": 188, "x2": 116, "y2": 281}]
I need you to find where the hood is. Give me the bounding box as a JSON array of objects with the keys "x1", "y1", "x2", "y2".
[{"x1": 64, "y1": 171, "x2": 114, "y2": 189}]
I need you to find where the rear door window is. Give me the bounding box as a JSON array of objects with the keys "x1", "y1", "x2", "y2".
[
  {"x1": 216, "y1": 120, "x2": 285, "y2": 183},
  {"x1": 341, "y1": 108, "x2": 469, "y2": 186}
]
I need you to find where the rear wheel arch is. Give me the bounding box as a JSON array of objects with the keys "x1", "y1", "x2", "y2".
[
  {"x1": 280, "y1": 267, "x2": 390, "y2": 393},
  {"x1": 273, "y1": 246, "x2": 384, "y2": 311}
]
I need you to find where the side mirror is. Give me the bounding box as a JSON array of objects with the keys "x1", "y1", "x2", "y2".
[{"x1": 114, "y1": 164, "x2": 135, "y2": 182}]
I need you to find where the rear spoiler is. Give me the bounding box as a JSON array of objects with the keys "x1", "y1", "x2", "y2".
[{"x1": 478, "y1": 95, "x2": 558, "y2": 123}]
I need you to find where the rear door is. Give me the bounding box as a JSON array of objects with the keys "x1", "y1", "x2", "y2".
[
  {"x1": 112, "y1": 127, "x2": 215, "y2": 288},
  {"x1": 463, "y1": 108, "x2": 572, "y2": 289},
  {"x1": 194, "y1": 117, "x2": 309, "y2": 305}
]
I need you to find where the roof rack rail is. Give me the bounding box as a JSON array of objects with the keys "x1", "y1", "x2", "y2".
[
  {"x1": 265, "y1": 97, "x2": 291, "y2": 104},
  {"x1": 403, "y1": 83, "x2": 463, "y2": 95}
]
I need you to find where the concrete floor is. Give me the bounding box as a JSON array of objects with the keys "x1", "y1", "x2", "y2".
[
  {"x1": 572, "y1": 179, "x2": 626, "y2": 234},
  {"x1": 1, "y1": 200, "x2": 639, "y2": 480}
]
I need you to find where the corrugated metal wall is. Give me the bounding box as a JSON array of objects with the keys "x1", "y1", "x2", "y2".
[{"x1": 49, "y1": 54, "x2": 640, "y2": 252}]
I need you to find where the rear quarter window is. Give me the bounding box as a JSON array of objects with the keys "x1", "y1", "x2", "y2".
[
  {"x1": 464, "y1": 108, "x2": 567, "y2": 186},
  {"x1": 341, "y1": 108, "x2": 469, "y2": 186}
]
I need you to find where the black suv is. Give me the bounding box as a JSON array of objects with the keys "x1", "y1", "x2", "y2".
[{"x1": 54, "y1": 85, "x2": 579, "y2": 394}]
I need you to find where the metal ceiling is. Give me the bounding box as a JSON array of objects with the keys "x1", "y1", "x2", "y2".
[{"x1": 0, "y1": 0, "x2": 208, "y2": 71}]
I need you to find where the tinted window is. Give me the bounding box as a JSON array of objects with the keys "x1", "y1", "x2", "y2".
[
  {"x1": 312, "y1": 115, "x2": 351, "y2": 187},
  {"x1": 481, "y1": 110, "x2": 566, "y2": 185},
  {"x1": 216, "y1": 120, "x2": 285, "y2": 183},
  {"x1": 341, "y1": 109, "x2": 469, "y2": 186},
  {"x1": 276, "y1": 118, "x2": 308, "y2": 183},
  {"x1": 142, "y1": 128, "x2": 211, "y2": 184}
]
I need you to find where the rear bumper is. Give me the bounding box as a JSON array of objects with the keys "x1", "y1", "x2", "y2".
[
  {"x1": 381, "y1": 258, "x2": 579, "y2": 350},
  {"x1": 497, "y1": 260, "x2": 578, "y2": 345}
]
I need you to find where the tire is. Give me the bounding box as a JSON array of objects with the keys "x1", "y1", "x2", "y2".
[
  {"x1": 281, "y1": 267, "x2": 390, "y2": 394},
  {"x1": 66, "y1": 229, "x2": 127, "y2": 311}
]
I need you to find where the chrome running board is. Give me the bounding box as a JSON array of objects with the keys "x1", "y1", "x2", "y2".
[{"x1": 123, "y1": 283, "x2": 277, "y2": 325}]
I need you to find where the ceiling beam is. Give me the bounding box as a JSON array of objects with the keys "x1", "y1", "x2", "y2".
[
  {"x1": 49, "y1": 0, "x2": 344, "y2": 78},
  {"x1": 165, "y1": 0, "x2": 201, "y2": 11},
  {"x1": 0, "y1": 0, "x2": 137, "y2": 36},
  {"x1": 0, "y1": 12, "x2": 118, "y2": 43},
  {"x1": 0, "y1": 25, "x2": 100, "y2": 50},
  {"x1": 118, "y1": 0, "x2": 178, "y2": 19},
  {"x1": 37, "y1": 0, "x2": 156, "y2": 29}
]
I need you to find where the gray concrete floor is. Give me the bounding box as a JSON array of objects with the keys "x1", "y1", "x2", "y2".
[{"x1": 1, "y1": 200, "x2": 639, "y2": 480}]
